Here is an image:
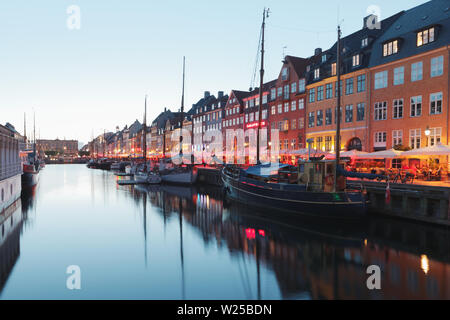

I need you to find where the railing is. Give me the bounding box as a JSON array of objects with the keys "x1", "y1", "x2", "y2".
[{"x1": 0, "y1": 163, "x2": 22, "y2": 181}]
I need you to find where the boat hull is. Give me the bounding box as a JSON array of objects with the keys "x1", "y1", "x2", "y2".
[
  {"x1": 222, "y1": 170, "x2": 366, "y2": 220},
  {"x1": 161, "y1": 171, "x2": 197, "y2": 185},
  {"x1": 21, "y1": 171, "x2": 39, "y2": 188},
  {"x1": 135, "y1": 172, "x2": 162, "y2": 185}
]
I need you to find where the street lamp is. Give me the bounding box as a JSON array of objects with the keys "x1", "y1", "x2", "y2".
[{"x1": 425, "y1": 126, "x2": 431, "y2": 146}]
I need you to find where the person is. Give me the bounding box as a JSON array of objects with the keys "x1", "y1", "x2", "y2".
[{"x1": 410, "y1": 164, "x2": 418, "y2": 176}]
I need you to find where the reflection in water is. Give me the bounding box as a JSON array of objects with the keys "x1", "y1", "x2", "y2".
[{"x1": 0, "y1": 165, "x2": 449, "y2": 299}]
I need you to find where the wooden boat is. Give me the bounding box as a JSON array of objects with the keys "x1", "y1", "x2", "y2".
[
  {"x1": 221, "y1": 161, "x2": 367, "y2": 220},
  {"x1": 22, "y1": 162, "x2": 39, "y2": 188}
]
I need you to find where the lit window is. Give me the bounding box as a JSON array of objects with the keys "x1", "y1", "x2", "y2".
[
  {"x1": 383, "y1": 40, "x2": 398, "y2": 57},
  {"x1": 314, "y1": 68, "x2": 320, "y2": 79},
  {"x1": 352, "y1": 54, "x2": 360, "y2": 67},
  {"x1": 417, "y1": 27, "x2": 435, "y2": 47}
]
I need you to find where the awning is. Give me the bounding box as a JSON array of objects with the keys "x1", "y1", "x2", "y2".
[
  {"x1": 364, "y1": 149, "x2": 404, "y2": 159},
  {"x1": 401, "y1": 143, "x2": 450, "y2": 157}
]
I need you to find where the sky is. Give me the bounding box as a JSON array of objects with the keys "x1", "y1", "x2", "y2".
[{"x1": 0, "y1": 0, "x2": 426, "y2": 146}]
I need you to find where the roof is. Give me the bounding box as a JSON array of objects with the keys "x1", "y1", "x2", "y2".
[
  {"x1": 369, "y1": 0, "x2": 450, "y2": 67},
  {"x1": 306, "y1": 11, "x2": 403, "y2": 83}
]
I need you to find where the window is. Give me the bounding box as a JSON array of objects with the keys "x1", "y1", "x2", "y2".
[
  {"x1": 271, "y1": 88, "x2": 276, "y2": 100},
  {"x1": 291, "y1": 100, "x2": 296, "y2": 111},
  {"x1": 262, "y1": 95, "x2": 267, "y2": 104},
  {"x1": 411, "y1": 62, "x2": 423, "y2": 81},
  {"x1": 352, "y1": 54, "x2": 360, "y2": 67},
  {"x1": 317, "y1": 86, "x2": 324, "y2": 101},
  {"x1": 283, "y1": 120, "x2": 289, "y2": 131},
  {"x1": 277, "y1": 87, "x2": 282, "y2": 97},
  {"x1": 298, "y1": 99, "x2": 304, "y2": 110},
  {"x1": 331, "y1": 63, "x2": 336, "y2": 76},
  {"x1": 284, "y1": 139, "x2": 289, "y2": 150},
  {"x1": 281, "y1": 67, "x2": 289, "y2": 80},
  {"x1": 345, "y1": 105, "x2": 353, "y2": 123},
  {"x1": 431, "y1": 56, "x2": 444, "y2": 77},
  {"x1": 357, "y1": 74, "x2": 366, "y2": 92},
  {"x1": 278, "y1": 104, "x2": 282, "y2": 114},
  {"x1": 291, "y1": 139, "x2": 296, "y2": 149},
  {"x1": 291, "y1": 119, "x2": 296, "y2": 130},
  {"x1": 262, "y1": 110, "x2": 267, "y2": 119},
  {"x1": 325, "y1": 108, "x2": 332, "y2": 125},
  {"x1": 316, "y1": 137, "x2": 323, "y2": 150},
  {"x1": 325, "y1": 136, "x2": 332, "y2": 151},
  {"x1": 271, "y1": 105, "x2": 276, "y2": 115},
  {"x1": 314, "y1": 68, "x2": 320, "y2": 79},
  {"x1": 393, "y1": 67, "x2": 404, "y2": 85},
  {"x1": 417, "y1": 27, "x2": 435, "y2": 47},
  {"x1": 298, "y1": 79, "x2": 305, "y2": 93},
  {"x1": 249, "y1": 113, "x2": 254, "y2": 122},
  {"x1": 430, "y1": 92, "x2": 443, "y2": 115},
  {"x1": 374, "y1": 102, "x2": 387, "y2": 120},
  {"x1": 322, "y1": 55, "x2": 327, "y2": 63},
  {"x1": 317, "y1": 110, "x2": 323, "y2": 126},
  {"x1": 299, "y1": 118, "x2": 304, "y2": 129},
  {"x1": 383, "y1": 40, "x2": 398, "y2": 56},
  {"x1": 326, "y1": 83, "x2": 333, "y2": 99},
  {"x1": 410, "y1": 129, "x2": 421, "y2": 149},
  {"x1": 284, "y1": 103, "x2": 289, "y2": 113},
  {"x1": 309, "y1": 88, "x2": 315, "y2": 103},
  {"x1": 284, "y1": 85, "x2": 290, "y2": 99},
  {"x1": 428, "y1": 127, "x2": 442, "y2": 146},
  {"x1": 345, "y1": 78, "x2": 353, "y2": 95},
  {"x1": 393, "y1": 99, "x2": 403, "y2": 119},
  {"x1": 335, "y1": 80, "x2": 342, "y2": 97},
  {"x1": 410, "y1": 96, "x2": 422, "y2": 117},
  {"x1": 361, "y1": 38, "x2": 368, "y2": 48},
  {"x1": 291, "y1": 82, "x2": 297, "y2": 93},
  {"x1": 374, "y1": 71, "x2": 388, "y2": 89},
  {"x1": 308, "y1": 112, "x2": 315, "y2": 128},
  {"x1": 357, "y1": 103, "x2": 365, "y2": 121},
  {"x1": 392, "y1": 130, "x2": 403, "y2": 147},
  {"x1": 374, "y1": 132, "x2": 387, "y2": 144},
  {"x1": 249, "y1": 99, "x2": 254, "y2": 107}
]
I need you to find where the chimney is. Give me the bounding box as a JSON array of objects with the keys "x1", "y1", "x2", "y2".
[
  {"x1": 164, "y1": 107, "x2": 167, "y2": 112},
  {"x1": 314, "y1": 48, "x2": 322, "y2": 56},
  {"x1": 218, "y1": 91, "x2": 224, "y2": 99},
  {"x1": 204, "y1": 91, "x2": 210, "y2": 98}
]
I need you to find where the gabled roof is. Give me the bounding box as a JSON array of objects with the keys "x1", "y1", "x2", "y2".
[
  {"x1": 230, "y1": 90, "x2": 251, "y2": 106},
  {"x1": 369, "y1": 0, "x2": 450, "y2": 67}
]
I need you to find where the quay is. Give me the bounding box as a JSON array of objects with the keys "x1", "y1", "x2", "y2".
[{"x1": 349, "y1": 180, "x2": 450, "y2": 227}]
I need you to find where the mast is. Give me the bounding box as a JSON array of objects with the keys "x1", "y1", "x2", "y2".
[
  {"x1": 179, "y1": 56, "x2": 185, "y2": 157},
  {"x1": 334, "y1": 25, "x2": 342, "y2": 192},
  {"x1": 24, "y1": 113, "x2": 27, "y2": 143},
  {"x1": 33, "y1": 112, "x2": 36, "y2": 158},
  {"x1": 143, "y1": 95, "x2": 148, "y2": 162},
  {"x1": 256, "y1": 8, "x2": 269, "y2": 164}
]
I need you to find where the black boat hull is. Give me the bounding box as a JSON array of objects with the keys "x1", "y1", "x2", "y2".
[
  {"x1": 222, "y1": 170, "x2": 366, "y2": 220},
  {"x1": 22, "y1": 172, "x2": 39, "y2": 188}
]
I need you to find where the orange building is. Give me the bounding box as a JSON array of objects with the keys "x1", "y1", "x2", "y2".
[
  {"x1": 305, "y1": 13, "x2": 402, "y2": 153},
  {"x1": 368, "y1": 1, "x2": 450, "y2": 152}
]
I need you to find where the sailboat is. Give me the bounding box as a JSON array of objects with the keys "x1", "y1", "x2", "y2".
[
  {"x1": 221, "y1": 17, "x2": 368, "y2": 220},
  {"x1": 160, "y1": 57, "x2": 198, "y2": 185},
  {"x1": 135, "y1": 95, "x2": 162, "y2": 185},
  {"x1": 22, "y1": 113, "x2": 40, "y2": 188}
]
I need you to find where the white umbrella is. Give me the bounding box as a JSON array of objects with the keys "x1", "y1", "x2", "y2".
[
  {"x1": 364, "y1": 149, "x2": 404, "y2": 159},
  {"x1": 327, "y1": 150, "x2": 369, "y2": 158},
  {"x1": 401, "y1": 143, "x2": 450, "y2": 157}
]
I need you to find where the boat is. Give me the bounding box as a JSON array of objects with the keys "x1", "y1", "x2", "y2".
[
  {"x1": 159, "y1": 57, "x2": 197, "y2": 185},
  {"x1": 111, "y1": 161, "x2": 130, "y2": 172},
  {"x1": 135, "y1": 170, "x2": 162, "y2": 185},
  {"x1": 222, "y1": 161, "x2": 367, "y2": 220},
  {"x1": 221, "y1": 19, "x2": 367, "y2": 220},
  {"x1": 22, "y1": 160, "x2": 39, "y2": 188}
]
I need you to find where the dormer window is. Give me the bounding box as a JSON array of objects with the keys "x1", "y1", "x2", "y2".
[
  {"x1": 306, "y1": 65, "x2": 311, "y2": 72},
  {"x1": 281, "y1": 67, "x2": 289, "y2": 81},
  {"x1": 322, "y1": 55, "x2": 327, "y2": 63},
  {"x1": 331, "y1": 63, "x2": 337, "y2": 76},
  {"x1": 314, "y1": 68, "x2": 320, "y2": 79},
  {"x1": 383, "y1": 40, "x2": 399, "y2": 57},
  {"x1": 361, "y1": 37, "x2": 368, "y2": 48},
  {"x1": 417, "y1": 27, "x2": 435, "y2": 47},
  {"x1": 352, "y1": 54, "x2": 361, "y2": 67}
]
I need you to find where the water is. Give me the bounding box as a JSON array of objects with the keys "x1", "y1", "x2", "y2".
[{"x1": 0, "y1": 164, "x2": 449, "y2": 300}]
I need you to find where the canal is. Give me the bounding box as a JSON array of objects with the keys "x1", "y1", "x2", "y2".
[{"x1": 0, "y1": 164, "x2": 449, "y2": 299}]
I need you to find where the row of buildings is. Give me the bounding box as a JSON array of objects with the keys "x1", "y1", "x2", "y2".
[{"x1": 90, "y1": 0, "x2": 450, "y2": 164}]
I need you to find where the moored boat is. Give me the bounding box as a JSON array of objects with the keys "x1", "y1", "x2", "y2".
[{"x1": 221, "y1": 161, "x2": 367, "y2": 220}]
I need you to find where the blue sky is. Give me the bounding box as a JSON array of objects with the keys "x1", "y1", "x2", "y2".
[{"x1": 0, "y1": 0, "x2": 425, "y2": 145}]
